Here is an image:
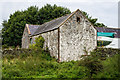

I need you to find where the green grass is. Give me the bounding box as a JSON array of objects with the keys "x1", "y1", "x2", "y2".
[
  {"x1": 2, "y1": 48, "x2": 120, "y2": 79},
  {"x1": 2, "y1": 49, "x2": 87, "y2": 78}
]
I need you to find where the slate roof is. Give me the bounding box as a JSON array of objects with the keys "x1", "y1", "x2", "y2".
[
  {"x1": 33, "y1": 14, "x2": 71, "y2": 36},
  {"x1": 28, "y1": 24, "x2": 40, "y2": 35},
  {"x1": 27, "y1": 13, "x2": 71, "y2": 36},
  {"x1": 26, "y1": 9, "x2": 120, "y2": 38},
  {"x1": 96, "y1": 27, "x2": 120, "y2": 38}
]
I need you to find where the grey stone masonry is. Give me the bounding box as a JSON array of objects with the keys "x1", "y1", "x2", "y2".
[
  {"x1": 59, "y1": 10, "x2": 97, "y2": 62},
  {"x1": 22, "y1": 9, "x2": 97, "y2": 62},
  {"x1": 22, "y1": 26, "x2": 30, "y2": 49},
  {"x1": 31, "y1": 29, "x2": 58, "y2": 59}
]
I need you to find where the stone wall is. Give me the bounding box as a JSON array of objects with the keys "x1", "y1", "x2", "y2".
[
  {"x1": 2, "y1": 49, "x2": 32, "y2": 56},
  {"x1": 23, "y1": 10, "x2": 97, "y2": 62},
  {"x1": 22, "y1": 27, "x2": 30, "y2": 49},
  {"x1": 31, "y1": 29, "x2": 58, "y2": 59},
  {"x1": 59, "y1": 10, "x2": 97, "y2": 62}
]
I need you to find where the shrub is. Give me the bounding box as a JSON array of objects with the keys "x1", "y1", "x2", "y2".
[
  {"x1": 79, "y1": 48, "x2": 120, "y2": 78},
  {"x1": 79, "y1": 55, "x2": 103, "y2": 78},
  {"x1": 2, "y1": 44, "x2": 9, "y2": 49},
  {"x1": 29, "y1": 36, "x2": 45, "y2": 50},
  {"x1": 2, "y1": 47, "x2": 119, "y2": 78},
  {"x1": 93, "y1": 54, "x2": 120, "y2": 78}
]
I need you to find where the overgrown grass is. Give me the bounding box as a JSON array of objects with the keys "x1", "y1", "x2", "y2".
[
  {"x1": 2, "y1": 35, "x2": 120, "y2": 79},
  {"x1": 2, "y1": 48, "x2": 120, "y2": 79},
  {"x1": 2, "y1": 49, "x2": 88, "y2": 78},
  {"x1": 93, "y1": 54, "x2": 120, "y2": 78}
]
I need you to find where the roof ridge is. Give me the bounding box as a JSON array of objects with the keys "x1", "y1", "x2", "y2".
[
  {"x1": 27, "y1": 24, "x2": 40, "y2": 26},
  {"x1": 31, "y1": 13, "x2": 72, "y2": 36},
  {"x1": 28, "y1": 13, "x2": 72, "y2": 36},
  {"x1": 31, "y1": 10, "x2": 81, "y2": 36},
  {"x1": 38, "y1": 13, "x2": 71, "y2": 27},
  {"x1": 29, "y1": 9, "x2": 91, "y2": 36}
]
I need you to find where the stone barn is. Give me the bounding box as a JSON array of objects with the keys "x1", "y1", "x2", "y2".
[{"x1": 22, "y1": 9, "x2": 97, "y2": 62}]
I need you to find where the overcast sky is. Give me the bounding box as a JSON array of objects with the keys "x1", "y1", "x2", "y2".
[{"x1": 0, "y1": 0, "x2": 119, "y2": 30}]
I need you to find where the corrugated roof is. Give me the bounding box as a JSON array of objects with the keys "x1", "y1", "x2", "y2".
[{"x1": 32, "y1": 14, "x2": 71, "y2": 36}]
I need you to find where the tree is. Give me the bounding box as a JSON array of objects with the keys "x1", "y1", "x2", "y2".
[
  {"x1": 2, "y1": 4, "x2": 106, "y2": 47},
  {"x1": 82, "y1": 11, "x2": 107, "y2": 27},
  {"x1": 2, "y1": 4, "x2": 71, "y2": 47},
  {"x1": 35, "y1": 4, "x2": 71, "y2": 24}
]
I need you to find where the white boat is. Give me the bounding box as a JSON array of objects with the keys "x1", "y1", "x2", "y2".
[
  {"x1": 97, "y1": 36, "x2": 113, "y2": 41},
  {"x1": 105, "y1": 38, "x2": 120, "y2": 49}
]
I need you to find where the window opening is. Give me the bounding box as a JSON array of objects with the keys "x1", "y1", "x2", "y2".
[
  {"x1": 30, "y1": 38, "x2": 32, "y2": 44},
  {"x1": 77, "y1": 17, "x2": 80, "y2": 23}
]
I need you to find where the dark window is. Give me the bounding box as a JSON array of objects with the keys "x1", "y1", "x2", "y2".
[
  {"x1": 77, "y1": 17, "x2": 80, "y2": 23},
  {"x1": 30, "y1": 38, "x2": 32, "y2": 44}
]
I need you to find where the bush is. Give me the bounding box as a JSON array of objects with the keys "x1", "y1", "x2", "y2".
[
  {"x1": 79, "y1": 48, "x2": 120, "y2": 78},
  {"x1": 2, "y1": 49, "x2": 88, "y2": 78},
  {"x1": 79, "y1": 55, "x2": 103, "y2": 78},
  {"x1": 2, "y1": 44, "x2": 9, "y2": 49},
  {"x1": 2, "y1": 45, "x2": 15, "y2": 50},
  {"x1": 93, "y1": 54, "x2": 120, "y2": 78},
  {"x1": 2, "y1": 48, "x2": 120, "y2": 78},
  {"x1": 29, "y1": 36, "x2": 45, "y2": 50}
]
